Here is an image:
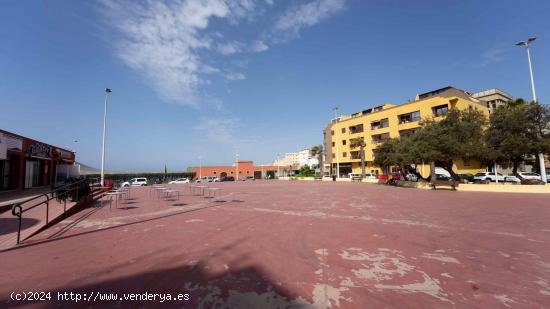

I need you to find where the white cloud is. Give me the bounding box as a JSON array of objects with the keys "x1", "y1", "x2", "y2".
[
  {"x1": 100, "y1": 0, "x2": 345, "y2": 108},
  {"x1": 100, "y1": 0, "x2": 255, "y2": 107},
  {"x1": 251, "y1": 40, "x2": 269, "y2": 52},
  {"x1": 225, "y1": 72, "x2": 247, "y2": 80},
  {"x1": 479, "y1": 48, "x2": 505, "y2": 67},
  {"x1": 217, "y1": 41, "x2": 244, "y2": 55},
  {"x1": 195, "y1": 116, "x2": 241, "y2": 145},
  {"x1": 274, "y1": 0, "x2": 346, "y2": 39}
]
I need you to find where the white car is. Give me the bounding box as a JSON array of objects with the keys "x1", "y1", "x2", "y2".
[
  {"x1": 518, "y1": 172, "x2": 542, "y2": 181},
  {"x1": 168, "y1": 178, "x2": 190, "y2": 184},
  {"x1": 473, "y1": 172, "x2": 505, "y2": 183},
  {"x1": 196, "y1": 176, "x2": 216, "y2": 183},
  {"x1": 121, "y1": 177, "x2": 148, "y2": 187},
  {"x1": 348, "y1": 173, "x2": 377, "y2": 179},
  {"x1": 505, "y1": 172, "x2": 542, "y2": 183}
]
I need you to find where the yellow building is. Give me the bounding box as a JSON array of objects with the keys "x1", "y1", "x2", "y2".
[{"x1": 323, "y1": 87, "x2": 490, "y2": 178}]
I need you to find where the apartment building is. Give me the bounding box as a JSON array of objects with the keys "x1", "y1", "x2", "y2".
[
  {"x1": 323, "y1": 87, "x2": 490, "y2": 177},
  {"x1": 273, "y1": 150, "x2": 319, "y2": 169},
  {"x1": 471, "y1": 88, "x2": 513, "y2": 114}
]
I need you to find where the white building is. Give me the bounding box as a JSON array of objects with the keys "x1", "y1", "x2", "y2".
[{"x1": 273, "y1": 149, "x2": 319, "y2": 169}]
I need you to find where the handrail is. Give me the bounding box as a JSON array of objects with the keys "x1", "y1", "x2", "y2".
[{"x1": 11, "y1": 177, "x2": 100, "y2": 244}]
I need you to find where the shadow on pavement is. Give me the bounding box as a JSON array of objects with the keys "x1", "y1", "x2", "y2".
[{"x1": 0, "y1": 218, "x2": 40, "y2": 236}]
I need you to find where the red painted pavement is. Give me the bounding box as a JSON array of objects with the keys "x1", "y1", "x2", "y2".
[{"x1": 0, "y1": 181, "x2": 549, "y2": 308}]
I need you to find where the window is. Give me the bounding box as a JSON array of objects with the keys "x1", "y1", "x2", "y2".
[
  {"x1": 332, "y1": 142, "x2": 335, "y2": 147},
  {"x1": 331, "y1": 130, "x2": 334, "y2": 136},
  {"x1": 399, "y1": 128, "x2": 420, "y2": 137},
  {"x1": 343, "y1": 152, "x2": 347, "y2": 157},
  {"x1": 213, "y1": 171, "x2": 217, "y2": 174},
  {"x1": 398, "y1": 111, "x2": 420, "y2": 124},
  {"x1": 342, "y1": 140, "x2": 347, "y2": 145},
  {"x1": 246, "y1": 171, "x2": 249, "y2": 174},
  {"x1": 372, "y1": 133, "x2": 390, "y2": 144},
  {"x1": 341, "y1": 128, "x2": 346, "y2": 133},
  {"x1": 332, "y1": 154, "x2": 335, "y2": 158},
  {"x1": 231, "y1": 171, "x2": 234, "y2": 174},
  {"x1": 349, "y1": 124, "x2": 364, "y2": 134},
  {"x1": 350, "y1": 151, "x2": 361, "y2": 159},
  {"x1": 371, "y1": 118, "x2": 389, "y2": 130},
  {"x1": 432, "y1": 104, "x2": 448, "y2": 117}
]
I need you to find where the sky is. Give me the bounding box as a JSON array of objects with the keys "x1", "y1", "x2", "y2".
[{"x1": 1, "y1": 0, "x2": 549, "y2": 172}]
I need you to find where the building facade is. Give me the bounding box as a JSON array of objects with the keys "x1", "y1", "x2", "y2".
[
  {"x1": 471, "y1": 88, "x2": 513, "y2": 114},
  {"x1": 273, "y1": 150, "x2": 319, "y2": 169},
  {"x1": 190, "y1": 160, "x2": 283, "y2": 180},
  {"x1": 0, "y1": 129, "x2": 75, "y2": 190},
  {"x1": 323, "y1": 87, "x2": 490, "y2": 177}
]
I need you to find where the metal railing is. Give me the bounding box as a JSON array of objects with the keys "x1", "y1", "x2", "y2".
[{"x1": 11, "y1": 178, "x2": 100, "y2": 244}]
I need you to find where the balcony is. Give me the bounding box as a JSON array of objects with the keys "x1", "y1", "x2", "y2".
[
  {"x1": 372, "y1": 133, "x2": 390, "y2": 144},
  {"x1": 398, "y1": 111, "x2": 421, "y2": 124},
  {"x1": 371, "y1": 118, "x2": 389, "y2": 130},
  {"x1": 349, "y1": 124, "x2": 364, "y2": 134}
]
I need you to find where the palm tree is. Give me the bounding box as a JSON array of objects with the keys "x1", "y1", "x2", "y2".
[
  {"x1": 310, "y1": 145, "x2": 324, "y2": 176},
  {"x1": 350, "y1": 137, "x2": 366, "y2": 179}
]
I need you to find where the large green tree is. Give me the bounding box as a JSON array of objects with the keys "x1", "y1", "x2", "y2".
[
  {"x1": 417, "y1": 108, "x2": 486, "y2": 179},
  {"x1": 485, "y1": 99, "x2": 550, "y2": 175}
]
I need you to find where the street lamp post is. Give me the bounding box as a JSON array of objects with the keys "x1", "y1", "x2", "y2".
[
  {"x1": 100, "y1": 88, "x2": 112, "y2": 186},
  {"x1": 516, "y1": 37, "x2": 547, "y2": 183},
  {"x1": 332, "y1": 107, "x2": 340, "y2": 178}
]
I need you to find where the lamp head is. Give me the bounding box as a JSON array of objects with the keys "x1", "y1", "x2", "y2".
[
  {"x1": 527, "y1": 37, "x2": 537, "y2": 43},
  {"x1": 516, "y1": 41, "x2": 527, "y2": 46},
  {"x1": 105, "y1": 88, "x2": 112, "y2": 93}
]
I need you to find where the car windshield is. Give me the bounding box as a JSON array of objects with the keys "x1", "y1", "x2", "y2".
[{"x1": 474, "y1": 173, "x2": 485, "y2": 176}]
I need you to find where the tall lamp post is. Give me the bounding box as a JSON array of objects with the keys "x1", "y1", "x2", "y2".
[
  {"x1": 100, "y1": 88, "x2": 112, "y2": 186},
  {"x1": 332, "y1": 107, "x2": 340, "y2": 178},
  {"x1": 516, "y1": 37, "x2": 547, "y2": 183}
]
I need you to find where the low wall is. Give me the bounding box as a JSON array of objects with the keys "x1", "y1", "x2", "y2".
[
  {"x1": 457, "y1": 183, "x2": 550, "y2": 194},
  {"x1": 279, "y1": 177, "x2": 550, "y2": 194}
]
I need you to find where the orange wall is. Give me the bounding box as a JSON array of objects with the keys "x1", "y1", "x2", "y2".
[{"x1": 191, "y1": 161, "x2": 279, "y2": 179}]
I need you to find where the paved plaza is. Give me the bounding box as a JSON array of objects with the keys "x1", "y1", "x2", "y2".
[{"x1": 1, "y1": 181, "x2": 549, "y2": 308}]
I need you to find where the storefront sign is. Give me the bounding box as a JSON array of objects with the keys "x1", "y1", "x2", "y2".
[
  {"x1": 4, "y1": 134, "x2": 22, "y2": 152},
  {"x1": 58, "y1": 149, "x2": 73, "y2": 160},
  {"x1": 28, "y1": 143, "x2": 52, "y2": 159}
]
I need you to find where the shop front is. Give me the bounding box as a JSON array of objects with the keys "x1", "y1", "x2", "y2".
[{"x1": 0, "y1": 129, "x2": 75, "y2": 191}]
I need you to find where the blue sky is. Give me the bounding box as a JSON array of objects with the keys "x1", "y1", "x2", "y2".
[{"x1": 1, "y1": 0, "x2": 549, "y2": 172}]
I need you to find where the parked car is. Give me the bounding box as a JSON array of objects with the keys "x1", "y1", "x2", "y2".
[
  {"x1": 241, "y1": 176, "x2": 255, "y2": 181},
  {"x1": 504, "y1": 175, "x2": 521, "y2": 183},
  {"x1": 348, "y1": 173, "x2": 377, "y2": 179},
  {"x1": 435, "y1": 174, "x2": 452, "y2": 181},
  {"x1": 121, "y1": 177, "x2": 148, "y2": 187},
  {"x1": 473, "y1": 172, "x2": 505, "y2": 183},
  {"x1": 196, "y1": 176, "x2": 216, "y2": 183},
  {"x1": 405, "y1": 173, "x2": 418, "y2": 182},
  {"x1": 219, "y1": 176, "x2": 235, "y2": 182},
  {"x1": 517, "y1": 172, "x2": 542, "y2": 181},
  {"x1": 212, "y1": 177, "x2": 220, "y2": 182},
  {"x1": 457, "y1": 173, "x2": 474, "y2": 183},
  {"x1": 168, "y1": 178, "x2": 190, "y2": 184}
]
